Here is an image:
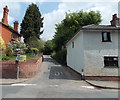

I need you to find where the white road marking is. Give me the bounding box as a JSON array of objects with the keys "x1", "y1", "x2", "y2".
[
  {"x1": 55, "y1": 72, "x2": 60, "y2": 76},
  {"x1": 11, "y1": 83, "x2": 36, "y2": 86},
  {"x1": 53, "y1": 65, "x2": 61, "y2": 67},
  {"x1": 49, "y1": 85, "x2": 59, "y2": 87},
  {"x1": 55, "y1": 85, "x2": 58, "y2": 87},
  {"x1": 81, "y1": 86, "x2": 95, "y2": 89}
]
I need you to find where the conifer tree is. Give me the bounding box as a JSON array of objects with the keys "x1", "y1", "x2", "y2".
[{"x1": 20, "y1": 3, "x2": 44, "y2": 43}]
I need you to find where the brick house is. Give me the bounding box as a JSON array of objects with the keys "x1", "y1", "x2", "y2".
[
  {"x1": 66, "y1": 14, "x2": 120, "y2": 81},
  {"x1": 0, "y1": 6, "x2": 21, "y2": 45}
]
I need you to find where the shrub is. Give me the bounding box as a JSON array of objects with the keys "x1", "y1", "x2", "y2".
[
  {"x1": 7, "y1": 41, "x2": 27, "y2": 55},
  {"x1": 30, "y1": 48, "x2": 39, "y2": 56},
  {"x1": 43, "y1": 40, "x2": 53, "y2": 55},
  {"x1": 51, "y1": 49, "x2": 67, "y2": 65},
  {"x1": 6, "y1": 48, "x2": 13, "y2": 57},
  {"x1": 30, "y1": 48, "x2": 39, "y2": 52},
  {"x1": 0, "y1": 36, "x2": 6, "y2": 51},
  {"x1": 2, "y1": 56, "x2": 10, "y2": 61},
  {"x1": 27, "y1": 37, "x2": 45, "y2": 52}
]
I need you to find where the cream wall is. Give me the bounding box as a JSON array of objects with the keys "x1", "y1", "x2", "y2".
[
  {"x1": 83, "y1": 30, "x2": 119, "y2": 76},
  {"x1": 67, "y1": 29, "x2": 119, "y2": 76},
  {"x1": 67, "y1": 31, "x2": 84, "y2": 74}
]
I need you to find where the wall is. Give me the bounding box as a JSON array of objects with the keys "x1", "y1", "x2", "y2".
[
  {"x1": 0, "y1": 57, "x2": 42, "y2": 78},
  {"x1": 67, "y1": 31, "x2": 84, "y2": 74},
  {"x1": 83, "y1": 30, "x2": 119, "y2": 76},
  {"x1": 19, "y1": 57, "x2": 42, "y2": 78},
  {"x1": 0, "y1": 60, "x2": 17, "y2": 78},
  {"x1": 0, "y1": 25, "x2": 12, "y2": 45}
]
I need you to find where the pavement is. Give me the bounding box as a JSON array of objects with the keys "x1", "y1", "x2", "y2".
[
  {"x1": 0, "y1": 78, "x2": 29, "y2": 85},
  {"x1": 85, "y1": 80, "x2": 120, "y2": 89},
  {"x1": 0, "y1": 78, "x2": 119, "y2": 89}
]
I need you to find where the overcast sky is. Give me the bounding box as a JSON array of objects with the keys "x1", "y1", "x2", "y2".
[{"x1": 0, "y1": 0, "x2": 119, "y2": 41}]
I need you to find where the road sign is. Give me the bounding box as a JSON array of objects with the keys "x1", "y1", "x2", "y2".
[
  {"x1": 16, "y1": 56, "x2": 22, "y2": 61},
  {"x1": 19, "y1": 55, "x2": 26, "y2": 61}
]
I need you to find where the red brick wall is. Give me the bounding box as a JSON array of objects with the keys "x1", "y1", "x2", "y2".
[
  {"x1": 0, "y1": 25, "x2": 12, "y2": 45},
  {"x1": 19, "y1": 57, "x2": 42, "y2": 78},
  {"x1": 0, "y1": 60, "x2": 17, "y2": 78},
  {"x1": 0, "y1": 57, "x2": 42, "y2": 78}
]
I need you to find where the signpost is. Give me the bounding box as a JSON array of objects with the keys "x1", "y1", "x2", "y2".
[
  {"x1": 16, "y1": 49, "x2": 26, "y2": 79},
  {"x1": 16, "y1": 49, "x2": 21, "y2": 79}
]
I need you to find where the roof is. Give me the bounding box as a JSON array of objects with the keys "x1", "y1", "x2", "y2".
[
  {"x1": 0, "y1": 22, "x2": 21, "y2": 37},
  {"x1": 66, "y1": 24, "x2": 120, "y2": 46},
  {"x1": 82, "y1": 24, "x2": 120, "y2": 30}
]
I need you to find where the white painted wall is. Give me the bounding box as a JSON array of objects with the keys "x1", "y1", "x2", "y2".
[
  {"x1": 83, "y1": 30, "x2": 119, "y2": 76},
  {"x1": 67, "y1": 31, "x2": 84, "y2": 74},
  {"x1": 67, "y1": 29, "x2": 119, "y2": 76}
]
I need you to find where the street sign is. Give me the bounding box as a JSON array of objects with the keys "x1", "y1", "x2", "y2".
[
  {"x1": 16, "y1": 55, "x2": 26, "y2": 61},
  {"x1": 16, "y1": 56, "x2": 22, "y2": 61},
  {"x1": 19, "y1": 55, "x2": 26, "y2": 61}
]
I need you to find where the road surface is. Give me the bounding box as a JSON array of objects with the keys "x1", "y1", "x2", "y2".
[{"x1": 1, "y1": 55, "x2": 119, "y2": 99}]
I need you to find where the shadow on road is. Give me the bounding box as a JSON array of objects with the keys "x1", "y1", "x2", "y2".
[
  {"x1": 44, "y1": 57, "x2": 60, "y2": 65},
  {"x1": 44, "y1": 56, "x2": 81, "y2": 80},
  {"x1": 49, "y1": 66, "x2": 81, "y2": 80}
]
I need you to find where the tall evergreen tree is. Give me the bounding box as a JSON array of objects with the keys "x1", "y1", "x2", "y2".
[{"x1": 20, "y1": 3, "x2": 44, "y2": 43}]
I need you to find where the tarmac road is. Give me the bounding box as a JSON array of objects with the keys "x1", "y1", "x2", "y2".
[{"x1": 1, "y1": 55, "x2": 119, "y2": 99}]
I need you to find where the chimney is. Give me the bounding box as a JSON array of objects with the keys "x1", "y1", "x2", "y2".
[
  {"x1": 14, "y1": 21, "x2": 19, "y2": 32},
  {"x1": 110, "y1": 14, "x2": 120, "y2": 26},
  {"x1": 2, "y1": 6, "x2": 9, "y2": 25}
]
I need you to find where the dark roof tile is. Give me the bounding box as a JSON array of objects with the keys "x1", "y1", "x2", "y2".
[{"x1": 82, "y1": 24, "x2": 120, "y2": 30}]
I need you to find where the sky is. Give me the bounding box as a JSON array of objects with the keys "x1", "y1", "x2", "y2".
[{"x1": 0, "y1": 0, "x2": 119, "y2": 41}]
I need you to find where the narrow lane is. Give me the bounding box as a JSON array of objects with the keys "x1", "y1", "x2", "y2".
[{"x1": 2, "y1": 55, "x2": 119, "y2": 98}]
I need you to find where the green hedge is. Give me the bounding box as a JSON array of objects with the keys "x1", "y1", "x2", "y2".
[
  {"x1": 2, "y1": 56, "x2": 10, "y2": 61},
  {"x1": 51, "y1": 49, "x2": 67, "y2": 65}
]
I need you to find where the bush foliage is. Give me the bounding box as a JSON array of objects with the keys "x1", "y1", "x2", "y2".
[
  {"x1": 7, "y1": 41, "x2": 27, "y2": 56},
  {"x1": 0, "y1": 36, "x2": 6, "y2": 51},
  {"x1": 51, "y1": 49, "x2": 67, "y2": 65}
]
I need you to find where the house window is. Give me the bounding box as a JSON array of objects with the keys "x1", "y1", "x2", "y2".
[
  {"x1": 104, "y1": 56, "x2": 119, "y2": 67},
  {"x1": 102, "y1": 32, "x2": 111, "y2": 42},
  {"x1": 72, "y1": 42, "x2": 74, "y2": 48}
]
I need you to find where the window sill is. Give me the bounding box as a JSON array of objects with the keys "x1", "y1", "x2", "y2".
[
  {"x1": 102, "y1": 41, "x2": 112, "y2": 42},
  {"x1": 104, "y1": 66, "x2": 119, "y2": 68}
]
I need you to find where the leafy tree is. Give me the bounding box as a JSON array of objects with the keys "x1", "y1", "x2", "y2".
[
  {"x1": 27, "y1": 36, "x2": 45, "y2": 52},
  {"x1": 43, "y1": 40, "x2": 53, "y2": 55},
  {"x1": 20, "y1": 3, "x2": 44, "y2": 43},
  {"x1": 30, "y1": 48, "x2": 39, "y2": 56},
  {"x1": 53, "y1": 11, "x2": 102, "y2": 51}
]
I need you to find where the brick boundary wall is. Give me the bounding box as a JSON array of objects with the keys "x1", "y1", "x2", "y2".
[
  {"x1": 19, "y1": 57, "x2": 42, "y2": 78},
  {"x1": 0, "y1": 57, "x2": 43, "y2": 78},
  {"x1": 0, "y1": 60, "x2": 17, "y2": 78},
  {"x1": 0, "y1": 64, "x2": 17, "y2": 78}
]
